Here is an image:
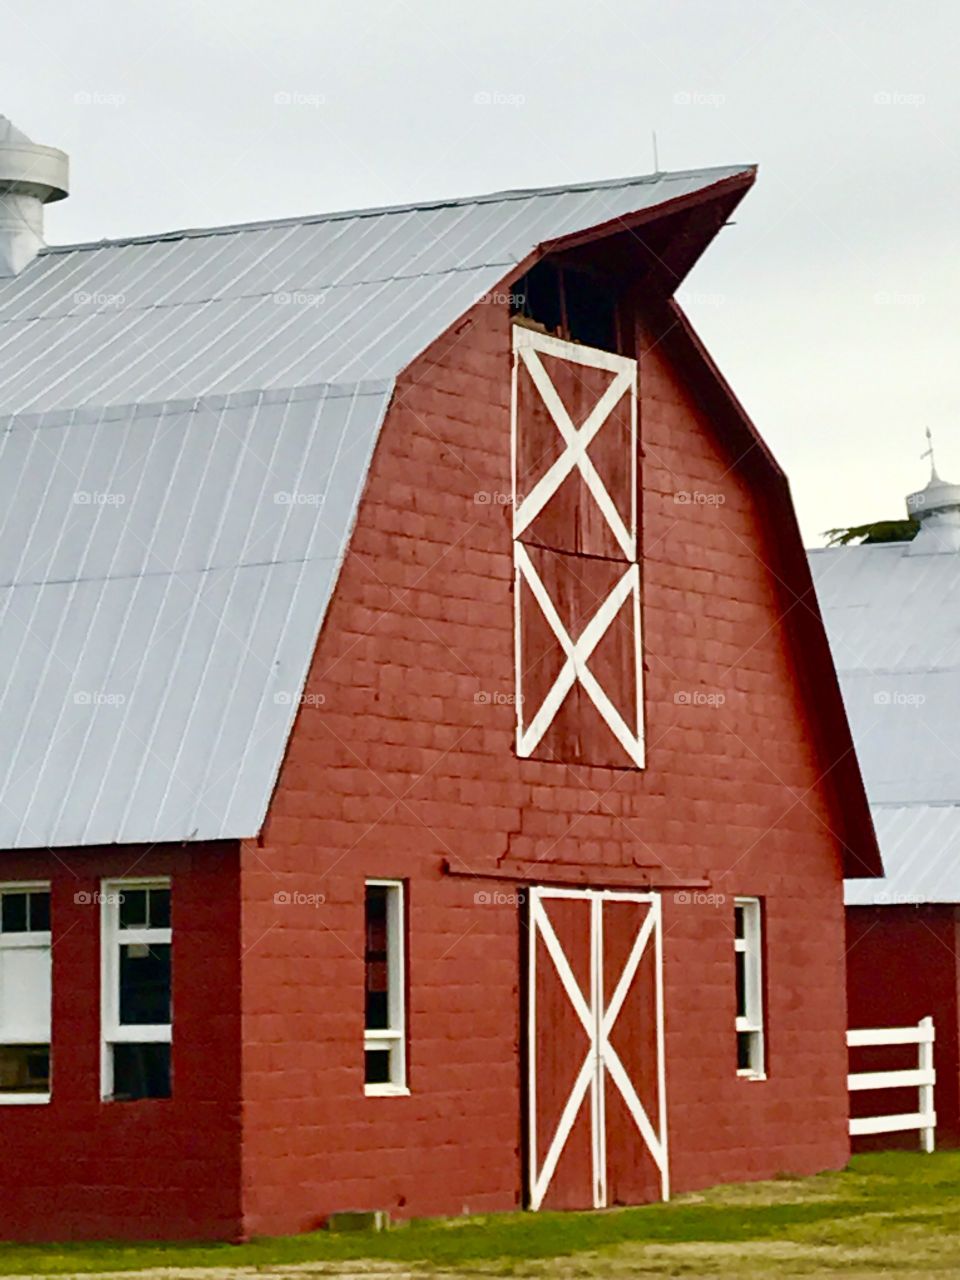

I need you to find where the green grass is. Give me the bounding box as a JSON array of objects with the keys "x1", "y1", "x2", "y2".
[{"x1": 1, "y1": 1151, "x2": 959, "y2": 1276}]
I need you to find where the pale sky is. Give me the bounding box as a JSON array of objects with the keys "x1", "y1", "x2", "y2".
[{"x1": 5, "y1": 0, "x2": 958, "y2": 544}]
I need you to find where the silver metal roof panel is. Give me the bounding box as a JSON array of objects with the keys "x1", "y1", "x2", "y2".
[
  {"x1": 810, "y1": 543, "x2": 960, "y2": 903},
  {"x1": 0, "y1": 381, "x2": 391, "y2": 847},
  {"x1": 845, "y1": 804, "x2": 960, "y2": 905},
  {"x1": 0, "y1": 165, "x2": 751, "y2": 416}
]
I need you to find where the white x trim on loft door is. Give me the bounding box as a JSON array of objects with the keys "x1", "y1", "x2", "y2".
[
  {"x1": 511, "y1": 327, "x2": 637, "y2": 560},
  {"x1": 514, "y1": 543, "x2": 644, "y2": 767},
  {"x1": 527, "y1": 887, "x2": 669, "y2": 1211}
]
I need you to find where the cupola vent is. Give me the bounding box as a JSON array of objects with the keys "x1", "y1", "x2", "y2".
[
  {"x1": 905, "y1": 430, "x2": 960, "y2": 554},
  {"x1": 0, "y1": 115, "x2": 69, "y2": 277}
]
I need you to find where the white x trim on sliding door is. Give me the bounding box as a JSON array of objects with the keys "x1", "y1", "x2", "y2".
[
  {"x1": 512, "y1": 329, "x2": 637, "y2": 560},
  {"x1": 515, "y1": 543, "x2": 644, "y2": 767},
  {"x1": 527, "y1": 888, "x2": 669, "y2": 1211}
]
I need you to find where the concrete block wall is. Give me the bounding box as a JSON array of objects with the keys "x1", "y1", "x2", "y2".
[{"x1": 236, "y1": 289, "x2": 852, "y2": 1236}]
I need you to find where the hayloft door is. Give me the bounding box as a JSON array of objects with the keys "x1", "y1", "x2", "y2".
[
  {"x1": 512, "y1": 326, "x2": 644, "y2": 770},
  {"x1": 526, "y1": 887, "x2": 668, "y2": 1210}
]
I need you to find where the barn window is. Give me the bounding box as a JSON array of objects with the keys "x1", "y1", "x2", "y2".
[
  {"x1": 511, "y1": 260, "x2": 622, "y2": 353},
  {"x1": 364, "y1": 880, "x2": 407, "y2": 1095},
  {"x1": 0, "y1": 884, "x2": 51, "y2": 1104},
  {"x1": 101, "y1": 880, "x2": 172, "y2": 1101},
  {"x1": 734, "y1": 898, "x2": 765, "y2": 1078}
]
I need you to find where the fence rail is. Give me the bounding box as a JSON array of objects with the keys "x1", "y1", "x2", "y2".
[{"x1": 847, "y1": 1016, "x2": 935, "y2": 1152}]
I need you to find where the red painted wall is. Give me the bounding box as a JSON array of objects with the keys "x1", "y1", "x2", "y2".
[
  {"x1": 237, "y1": 287, "x2": 853, "y2": 1237},
  {"x1": 846, "y1": 905, "x2": 960, "y2": 1148},
  {"x1": 0, "y1": 844, "x2": 242, "y2": 1243}
]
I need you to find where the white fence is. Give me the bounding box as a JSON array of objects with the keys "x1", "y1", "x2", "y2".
[{"x1": 847, "y1": 1017, "x2": 936, "y2": 1152}]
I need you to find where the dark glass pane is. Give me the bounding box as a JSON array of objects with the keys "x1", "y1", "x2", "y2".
[
  {"x1": 734, "y1": 905, "x2": 745, "y2": 940},
  {"x1": 119, "y1": 943, "x2": 171, "y2": 1025},
  {"x1": 29, "y1": 892, "x2": 50, "y2": 932},
  {"x1": 366, "y1": 990, "x2": 388, "y2": 1031},
  {"x1": 364, "y1": 887, "x2": 388, "y2": 1032},
  {"x1": 149, "y1": 888, "x2": 171, "y2": 930},
  {"x1": 1, "y1": 893, "x2": 28, "y2": 933},
  {"x1": 119, "y1": 889, "x2": 148, "y2": 929},
  {"x1": 0, "y1": 1044, "x2": 49, "y2": 1093},
  {"x1": 364, "y1": 1048, "x2": 391, "y2": 1086},
  {"x1": 112, "y1": 1043, "x2": 171, "y2": 1100},
  {"x1": 737, "y1": 1031, "x2": 752, "y2": 1072},
  {"x1": 735, "y1": 950, "x2": 746, "y2": 1019}
]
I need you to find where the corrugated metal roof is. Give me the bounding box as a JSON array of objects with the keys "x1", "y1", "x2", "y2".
[
  {"x1": 809, "y1": 543, "x2": 960, "y2": 903},
  {"x1": 0, "y1": 165, "x2": 751, "y2": 416},
  {"x1": 0, "y1": 163, "x2": 752, "y2": 847},
  {"x1": 0, "y1": 381, "x2": 391, "y2": 847}
]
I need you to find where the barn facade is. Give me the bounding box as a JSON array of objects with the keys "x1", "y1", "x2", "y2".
[
  {"x1": 0, "y1": 117, "x2": 881, "y2": 1242},
  {"x1": 810, "y1": 464, "x2": 960, "y2": 1148}
]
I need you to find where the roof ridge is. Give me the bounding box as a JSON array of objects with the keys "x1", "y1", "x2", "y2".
[{"x1": 41, "y1": 163, "x2": 755, "y2": 255}]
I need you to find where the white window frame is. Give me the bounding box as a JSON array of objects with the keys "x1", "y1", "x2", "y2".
[
  {"x1": 100, "y1": 877, "x2": 172, "y2": 1101},
  {"x1": 363, "y1": 879, "x2": 407, "y2": 1097},
  {"x1": 735, "y1": 897, "x2": 765, "y2": 1079},
  {"x1": 0, "y1": 881, "x2": 52, "y2": 1106}
]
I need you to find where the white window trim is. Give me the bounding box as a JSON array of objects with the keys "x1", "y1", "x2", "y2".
[
  {"x1": 364, "y1": 879, "x2": 408, "y2": 1097},
  {"x1": 0, "y1": 881, "x2": 52, "y2": 1105},
  {"x1": 100, "y1": 877, "x2": 171, "y2": 1101},
  {"x1": 735, "y1": 897, "x2": 765, "y2": 1080}
]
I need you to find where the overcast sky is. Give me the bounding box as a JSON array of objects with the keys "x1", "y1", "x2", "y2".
[{"x1": 5, "y1": 0, "x2": 957, "y2": 543}]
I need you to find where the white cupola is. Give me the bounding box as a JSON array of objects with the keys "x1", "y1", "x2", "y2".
[
  {"x1": 0, "y1": 115, "x2": 69, "y2": 277},
  {"x1": 905, "y1": 431, "x2": 960, "y2": 554}
]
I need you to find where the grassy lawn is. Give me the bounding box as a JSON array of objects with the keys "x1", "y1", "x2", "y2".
[{"x1": 1, "y1": 1151, "x2": 958, "y2": 1277}]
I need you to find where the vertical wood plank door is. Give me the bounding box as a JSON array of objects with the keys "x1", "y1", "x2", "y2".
[
  {"x1": 511, "y1": 325, "x2": 644, "y2": 771},
  {"x1": 526, "y1": 887, "x2": 669, "y2": 1211},
  {"x1": 512, "y1": 327, "x2": 637, "y2": 562},
  {"x1": 515, "y1": 542, "x2": 642, "y2": 768}
]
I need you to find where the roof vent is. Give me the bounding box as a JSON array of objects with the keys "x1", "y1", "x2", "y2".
[
  {"x1": 0, "y1": 115, "x2": 68, "y2": 277},
  {"x1": 905, "y1": 431, "x2": 960, "y2": 554}
]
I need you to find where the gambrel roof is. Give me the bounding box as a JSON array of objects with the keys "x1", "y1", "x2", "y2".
[
  {"x1": 0, "y1": 164, "x2": 756, "y2": 847},
  {"x1": 0, "y1": 166, "x2": 753, "y2": 415}
]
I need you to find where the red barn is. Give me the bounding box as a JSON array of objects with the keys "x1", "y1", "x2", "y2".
[
  {"x1": 0, "y1": 116, "x2": 881, "y2": 1242},
  {"x1": 810, "y1": 462, "x2": 960, "y2": 1147}
]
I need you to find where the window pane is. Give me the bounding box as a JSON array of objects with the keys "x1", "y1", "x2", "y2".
[
  {"x1": 1, "y1": 893, "x2": 28, "y2": 933},
  {"x1": 28, "y1": 892, "x2": 50, "y2": 932},
  {"x1": 364, "y1": 1047, "x2": 391, "y2": 1086},
  {"x1": 118, "y1": 889, "x2": 148, "y2": 930},
  {"x1": 365, "y1": 887, "x2": 389, "y2": 1032},
  {"x1": 112, "y1": 1043, "x2": 171, "y2": 1100},
  {"x1": 149, "y1": 888, "x2": 171, "y2": 930},
  {"x1": 737, "y1": 1030, "x2": 754, "y2": 1072},
  {"x1": 735, "y1": 950, "x2": 747, "y2": 1019},
  {"x1": 0, "y1": 1044, "x2": 49, "y2": 1093},
  {"x1": 119, "y1": 943, "x2": 171, "y2": 1025},
  {"x1": 734, "y1": 904, "x2": 745, "y2": 940}
]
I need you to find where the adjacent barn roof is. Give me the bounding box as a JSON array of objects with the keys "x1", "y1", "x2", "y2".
[
  {"x1": 810, "y1": 484, "x2": 960, "y2": 903},
  {"x1": 0, "y1": 163, "x2": 754, "y2": 847}
]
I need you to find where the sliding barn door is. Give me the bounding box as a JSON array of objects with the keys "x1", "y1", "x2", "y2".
[{"x1": 526, "y1": 887, "x2": 668, "y2": 1211}]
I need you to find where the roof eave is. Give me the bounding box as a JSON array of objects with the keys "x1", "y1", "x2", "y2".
[
  {"x1": 655, "y1": 302, "x2": 884, "y2": 881},
  {"x1": 538, "y1": 166, "x2": 756, "y2": 257}
]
